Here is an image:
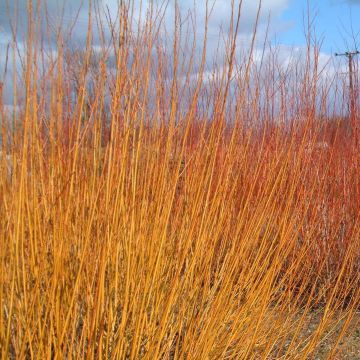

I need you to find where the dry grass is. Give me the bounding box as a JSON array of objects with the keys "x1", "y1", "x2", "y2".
[{"x1": 0, "y1": 1, "x2": 359, "y2": 359}]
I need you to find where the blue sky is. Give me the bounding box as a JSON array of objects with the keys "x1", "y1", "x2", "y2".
[
  {"x1": 1, "y1": 0, "x2": 359, "y2": 52},
  {"x1": 277, "y1": 0, "x2": 360, "y2": 53},
  {"x1": 0, "y1": 0, "x2": 359, "y2": 104}
]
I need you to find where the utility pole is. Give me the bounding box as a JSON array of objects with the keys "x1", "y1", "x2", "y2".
[
  {"x1": 0, "y1": 81, "x2": 3, "y2": 113},
  {"x1": 335, "y1": 50, "x2": 359, "y2": 135}
]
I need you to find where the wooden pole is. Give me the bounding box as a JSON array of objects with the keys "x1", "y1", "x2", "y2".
[
  {"x1": 0, "y1": 81, "x2": 3, "y2": 113},
  {"x1": 335, "y1": 51, "x2": 359, "y2": 135}
]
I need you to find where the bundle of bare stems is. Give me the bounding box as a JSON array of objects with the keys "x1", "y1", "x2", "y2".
[{"x1": 0, "y1": 0, "x2": 359, "y2": 358}]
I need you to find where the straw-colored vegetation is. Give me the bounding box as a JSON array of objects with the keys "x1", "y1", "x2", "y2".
[{"x1": 0, "y1": 1, "x2": 359, "y2": 359}]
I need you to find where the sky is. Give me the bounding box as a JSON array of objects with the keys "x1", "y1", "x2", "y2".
[
  {"x1": 278, "y1": 0, "x2": 360, "y2": 53},
  {"x1": 0, "y1": 0, "x2": 360, "y2": 105}
]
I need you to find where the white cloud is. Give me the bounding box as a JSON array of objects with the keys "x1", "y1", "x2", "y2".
[
  {"x1": 3, "y1": 0, "x2": 321, "y2": 107},
  {"x1": 102, "y1": 0, "x2": 289, "y2": 38}
]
